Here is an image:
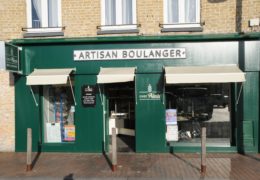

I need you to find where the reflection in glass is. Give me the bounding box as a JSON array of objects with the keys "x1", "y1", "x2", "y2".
[{"x1": 166, "y1": 84, "x2": 231, "y2": 147}]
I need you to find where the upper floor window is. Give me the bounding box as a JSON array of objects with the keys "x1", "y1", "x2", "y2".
[
  {"x1": 100, "y1": 0, "x2": 137, "y2": 32},
  {"x1": 26, "y1": 0, "x2": 62, "y2": 34},
  {"x1": 163, "y1": 0, "x2": 202, "y2": 31}
]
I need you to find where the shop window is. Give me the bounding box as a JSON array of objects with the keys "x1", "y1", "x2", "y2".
[
  {"x1": 165, "y1": 84, "x2": 231, "y2": 147},
  {"x1": 43, "y1": 86, "x2": 75, "y2": 143},
  {"x1": 162, "y1": 0, "x2": 202, "y2": 32},
  {"x1": 99, "y1": 0, "x2": 138, "y2": 33},
  {"x1": 25, "y1": 0, "x2": 63, "y2": 36}
]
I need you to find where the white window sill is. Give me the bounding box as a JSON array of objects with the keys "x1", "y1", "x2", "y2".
[
  {"x1": 97, "y1": 24, "x2": 139, "y2": 35},
  {"x1": 161, "y1": 23, "x2": 203, "y2": 32},
  {"x1": 23, "y1": 27, "x2": 64, "y2": 38},
  {"x1": 100, "y1": 24, "x2": 137, "y2": 31},
  {"x1": 26, "y1": 27, "x2": 63, "y2": 33}
]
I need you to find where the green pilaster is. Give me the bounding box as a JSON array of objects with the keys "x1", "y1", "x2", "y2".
[
  {"x1": 15, "y1": 75, "x2": 40, "y2": 152},
  {"x1": 135, "y1": 73, "x2": 166, "y2": 152}
]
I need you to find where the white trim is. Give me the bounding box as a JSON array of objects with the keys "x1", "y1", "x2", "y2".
[
  {"x1": 101, "y1": 0, "x2": 105, "y2": 26},
  {"x1": 26, "y1": 27, "x2": 63, "y2": 33},
  {"x1": 42, "y1": 1, "x2": 48, "y2": 28},
  {"x1": 26, "y1": 0, "x2": 32, "y2": 28},
  {"x1": 116, "y1": 0, "x2": 122, "y2": 24},
  {"x1": 100, "y1": 24, "x2": 137, "y2": 31},
  {"x1": 164, "y1": 0, "x2": 200, "y2": 26},
  {"x1": 179, "y1": 0, "x2": 185, "y2": 23},
  {"x1": 163, "y1": 23, "x2": 201, "y2": 29},
  {"x1": 57, "y1": 0, "x2": 62, "y2": 27},
  {"x1": 0, "y1": 41, "x2": 5, "y2": 70},
  {"x1": 132, "y1": 0, "x2": 137, "y2": 24},
  {"x1": 196, "y1": 0, "x2": 200, "y2": 23},
  {"x1": 101, "y1": 0, "x2": 136, "y2": 27},
  {"x1": 26, "y1": 0, "x2": 62, "y2": 28}
]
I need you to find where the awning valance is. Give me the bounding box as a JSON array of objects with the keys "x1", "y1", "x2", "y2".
[
  {"x1": 97, "y1": 67, "x2": 136, "y2": 84},
  {"x1": 165, "y1": 65, "x2": 245, "y2": 84},
  {"x1": 26, "y1": 68, "x2": 74, "y2": 85}
]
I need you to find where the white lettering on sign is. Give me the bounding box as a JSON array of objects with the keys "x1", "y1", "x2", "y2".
[{"x1": 74, "y1": 48, "x2": 186, "y2": 61}]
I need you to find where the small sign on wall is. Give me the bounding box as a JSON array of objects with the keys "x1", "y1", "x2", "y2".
[
  {"x1": 5, "y1": 43, "x2": 21, "y2": 73},
  {"x1": 81, "y1": 85, "x2": 96, "y2": 107}
]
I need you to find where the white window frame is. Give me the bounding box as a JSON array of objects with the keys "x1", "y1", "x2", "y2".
[
  {"x1": 163, "y1": 0, "x2": 201, "y2": 29},
  {"x1": 101, "y1": 0, "x2": 137, "y2": 31},
  {"x1": 26, "y1": 0, "x2": 62, "y2": 33}
]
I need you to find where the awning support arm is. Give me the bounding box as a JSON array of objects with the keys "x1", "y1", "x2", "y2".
[
  {"x1": 135, "y1": 76, "x2": 138, "y2": 105},
  {"x1": 163, "y1": 77, "x2": 165, "y2": 105},
  {"x1": 30, "y1": 86, "x2": 38, "y2": 106},
  {"x1": 68, "y1": 76, "x2": 77, "y2": 106},
  {"x1": 236, "y1": 83, "x2": 243, "y2": 105},
  {"x1": 98, "y1": 84, "x2": 104, "y2": 106}
]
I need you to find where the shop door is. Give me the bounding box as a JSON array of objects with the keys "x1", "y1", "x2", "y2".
[{"x1": 105, "y1": 82, "x2": 135, "y2": 152}]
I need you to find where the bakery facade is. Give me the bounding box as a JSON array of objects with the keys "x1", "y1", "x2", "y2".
[{"x1": 7, "y1": 33, "x2": 260, "y2": 153}]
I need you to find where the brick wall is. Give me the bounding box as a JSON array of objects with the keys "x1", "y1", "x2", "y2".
[
  {"x1": 0, "y1": 0, "x2": 259, "y2": 39},
  {"x1": 0, "y1": 71, "x2": 15, "y2": 152},
  {"x1": 0, "y1": 0, "x2": 26, "y2": 40}
]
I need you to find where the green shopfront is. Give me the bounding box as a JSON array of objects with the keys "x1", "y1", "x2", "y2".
[{"x1": 11, "y1": 33, "x2": 260, "y2": 153}]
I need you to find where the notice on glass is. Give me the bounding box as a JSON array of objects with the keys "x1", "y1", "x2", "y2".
[
  {"x1": 46, "y1": 123, "x2": 62, "y2": 143},
  {"x1": 166, "y1": 125, "x2": 178, "y2": 141},
  {"x1": 166, "y1": 109, "x2": 177, "y2": 125}
]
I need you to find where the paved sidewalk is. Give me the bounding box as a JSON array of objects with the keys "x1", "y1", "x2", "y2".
[{"x1": 0, "y1": 152, "x2": 260, "y2": 180}]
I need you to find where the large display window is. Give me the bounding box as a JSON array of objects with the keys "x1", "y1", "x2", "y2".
[
  {"x1": 43, "y1": 85, "x2": 75, "y2": 143},
  {"x1": 165, "y1": 84, "x2": 232, "y2": 147}
]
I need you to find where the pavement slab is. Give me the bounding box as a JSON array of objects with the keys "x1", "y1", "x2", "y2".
[{"x1": 0, "y1": 152, "x2": 260, "y2": 180}]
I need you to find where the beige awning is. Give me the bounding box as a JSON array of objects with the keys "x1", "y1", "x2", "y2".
[
  {"x1": 97, "y1": 67, "x2": 136, "y2": 84},
  {"x1": 165, "y1": 65, "x2": 245, "y2": 84},
  {"x1": 26, "y1": 68, "x2": 74, "y2": 85}
]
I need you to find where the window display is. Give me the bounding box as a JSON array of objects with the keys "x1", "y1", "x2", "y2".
[
  {"x1": 43, "y1": 86, "x2": 75, "y2": 143},
  {"x1": 165, "y1": 84, "x2": 231, "y2": 146}
]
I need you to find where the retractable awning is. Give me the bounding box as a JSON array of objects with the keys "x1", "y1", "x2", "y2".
[
  {"x1": 97, "y1": 67, "x2": 136, "y2": 84},
  {"x1": 26, "y1": 68, "x2": 76, "y2": 106},
  {"x1": 26, "y1": 68, "x2": 74, "y2": 85},
  {"x1": 165, "y1": 65, "x2": 245, "y2": 84}
]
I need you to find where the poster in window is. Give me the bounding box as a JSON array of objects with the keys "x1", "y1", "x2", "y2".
[
  {"x1": 166, "y1": 125, "x2": 179, "y2": 141},
  {"x1": 46, "y1": 123, "x2": 62, "y2": 143},
  {"x1": 166, "y1": 109, "x2": 177, "y2": 125},
  {"x1": 81, "y1": 85, "x2": 96, "y2": 107},
  {"x1": 63, "y1": 125, "x2": 75, "y2": 142}
]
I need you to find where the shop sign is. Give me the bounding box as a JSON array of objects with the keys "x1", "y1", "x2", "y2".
[
  {"x1": 139, "y1": 84, "x2": 161, "y2": 101},
  {"x1": 5, "y1": 43, "x2": 21, "y2": 73},
  {"x1": 81, "y1": 85, "x2": 96, "y2": 107},
  {"x1": 74, "y1": 48, "x2": 186, "y2": 61}
]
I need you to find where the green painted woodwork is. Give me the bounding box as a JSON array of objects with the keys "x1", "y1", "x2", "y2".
[
  {"x1": 242, "y1": 121, "x2": 254, "y2": 147},
  {"x1": 15, "y1": 75, "x2": 40, "y2": 152},
  {"x1": 73, "y1": 75, "x2": 104, "y2": 152},
  {"x1": 244, "y1": 41, "x2": 260, "y2": 71},
  {"x1": 242, "y1": 72, "x2": 259, "y2": 152},
  {"x1": 13, "y1": 35, "x2": 260, "y2": 153},
  {"x1": 15, "y1": 74, "x2": 104, "y2": 152},
  {"x1": 135, "y1": 73, "x2": 167, "y2": 152},
  {"x1": 12, "y1": 32, "x2": 260, "y2": 45},
  {"x1": 20, "y1": 41, "x2": 239, "y2": 76}
]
